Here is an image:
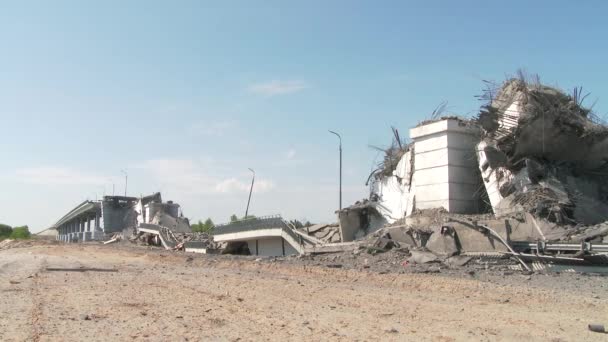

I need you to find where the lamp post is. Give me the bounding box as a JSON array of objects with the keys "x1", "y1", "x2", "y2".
[
  {"x1": 120, "y1": 170, "x2": 128, "y2": 197},
  {"x1": 329, "y1": 130, "x2": 342, "y2": 211},
  {"x1": 245, "y1": 168, "x2": 255, "y2": 218}
]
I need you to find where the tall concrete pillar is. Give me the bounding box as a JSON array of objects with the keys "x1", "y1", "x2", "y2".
[{"x1": 410, "y1": 119, "x2": 482, "y2": 214}]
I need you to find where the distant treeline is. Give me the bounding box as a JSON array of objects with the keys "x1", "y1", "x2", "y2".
[{"x1": 0, "y1": 224, "x2": 31, "y2": 240}]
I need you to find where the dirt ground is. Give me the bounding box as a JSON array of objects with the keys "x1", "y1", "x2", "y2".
[{"x1": 1, "y1": 242, "x2": 607, "y2": 341}]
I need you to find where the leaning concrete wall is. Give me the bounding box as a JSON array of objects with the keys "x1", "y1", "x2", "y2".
[
  {"x1": 101, "y1": 201, "x2": 137, "y2": 234},
  {"x1": 339, "y1": 211, "x2": 361, "y2": 242},
  {"x1": 372, "y1": 151, "x2": 413, "y2": 222}
]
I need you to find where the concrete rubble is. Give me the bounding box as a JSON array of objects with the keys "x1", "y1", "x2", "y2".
[
  {"x1": 127, "y1": 193, "x2": 218, "y2": 253},
  {"x1": 477, "y1": 77, "x2": 608, "y2": 227},
  {"x1": 330, "y1": 73, "x2": 608, "y2": 273},
  {"x1": 297, "y1": 223, "x2": 341, "y2": 244}
]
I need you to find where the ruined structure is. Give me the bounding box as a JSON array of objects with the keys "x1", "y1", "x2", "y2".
[
  {"x1": 476, "y1": 77, "x2": 608, "y2": 226},
  {"x1": 339, "y1": 118, "x2": 485, "y2": 241},
  {"x1": 55, "y1": 193, "x2": 190, "y2": 242},
  {"x1": 333, "y1": 74, "x2": 608, "y2": 271},
  {"x1": 213, "y1": 216, "x2": 305, "y2": 256}
]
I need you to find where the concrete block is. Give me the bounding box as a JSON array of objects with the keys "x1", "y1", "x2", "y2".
[
  {"x1": 339, "y1": 211, "x2": 361, "y2": 242},
  {"x1": 410, "y1": 119, "x2": 479, "y2": 139},
  {"x1": 414, "y1": 131, "x2": 480, "y2": 154},
  {"x1": 409, "y1": 119, "x2": 483, "y2": 214},
  {"x1": 384, "y1": 226, "x2": 418, "y2": 246},
  {"x1": 415, "y1": 182, "x2": 480, "y2": 202},
  {"x1": 426, "y1": 228, "x2": 459, "y2": 257},
  {"x1": 414, "y1": 165, "x2": 480, "y2": 186},
  {"x1": 449, "y1": 222, "x2": 508, "y2": 253},
  {"x1": 415, "y1": 149, "x2": 478, "y2": 170},
  {"x1": 408, "y1": 250, "x2": 439, "y2": 264}
]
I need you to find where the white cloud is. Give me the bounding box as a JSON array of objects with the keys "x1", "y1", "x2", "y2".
[
  {"x1": 15, "y1": 167, "x2": 106, "y2": 186},
  {"x1": 187, "y1": 120, "x2": 238, "y2": 137},
  {"x1": 215, "y1": 178, "x2": 275, "y2": 194},
  {"x1": 248, "y1": 80, "x2": 309, "y2": 96},
  {"x1": 136, "y1": 159, "x2": 275, "y2": 195},
  {"x1": 286, "y1": 148, "x2": 297, "y2": 160}
]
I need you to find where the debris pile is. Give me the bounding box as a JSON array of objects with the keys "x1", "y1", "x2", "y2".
[
  {"x1": 329, "y1": 74, "x2": 608, "y2": 273},
  {"x1": 477, "y1": 75, "x2": 608, "y2": 228},
  {"x1": 298, "y1": 223, "x2": 341, "y2": 244}
]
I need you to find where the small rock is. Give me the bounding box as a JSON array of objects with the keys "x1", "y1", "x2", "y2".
[
  {"x1": 385, "y1": 328, "x2": 398, "y2": 334},
  {"x1": 427, "y1": 266, "x2": 441, "y2": 273},
  {"x1": 80, "y1": 314, "x2": 91, "y2": 321}
]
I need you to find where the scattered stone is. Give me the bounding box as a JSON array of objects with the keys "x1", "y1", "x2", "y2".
[
  {"x1": 588, "y1": 324, "x2": 606, "y2": 334},
  {"x1": 408, "y1": 250, "x2": 439, "y2": 264},
  {"x1": 428, "y1": 266, "x2": 441, "y2": 273},
  {"x1": 445, "y1": 256, "x2": 472, "y2": 267}
]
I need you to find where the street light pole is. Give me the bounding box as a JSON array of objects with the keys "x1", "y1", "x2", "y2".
[
  {"x1": 245, "y1": 168, "x2": 255, "y2": 218},
  {"x1": 120, "y1": 170, "x2": 128, "y2": 197},
  {"x1": 329, "y1": 130, "x2": 342, "y2": 211},
  {"x1": 108, "y1": 178, "x2": 115, "y2": 196}
]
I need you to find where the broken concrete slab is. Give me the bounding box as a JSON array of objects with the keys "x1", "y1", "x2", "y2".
[
  {"x1": 384, "y1": 226, "x2": 417, "y2": 246},
  {"x1": 445, "y1": 255, "x2": 472, "y2": 267},
  {"x1": 477, "y1": 76, "x2": 608, "y2": 226},
  {"x1": 425, "y1": 226, "x2": 460, "y2": 257},
  {"x1": 408, "y1": 250, "x2": 439, "y2": 264}
]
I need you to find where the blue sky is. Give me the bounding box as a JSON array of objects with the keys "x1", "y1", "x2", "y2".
[{"x1": 1, "y1": 1, "x2": 607, "y2": 232}]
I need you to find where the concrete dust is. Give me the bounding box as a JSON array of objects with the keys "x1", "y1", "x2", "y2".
[{"x1": 1, "y1": 243, "x2": 607, "y2": 341}]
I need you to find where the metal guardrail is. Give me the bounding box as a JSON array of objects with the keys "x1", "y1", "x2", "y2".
[
  {"x1": 512, "y1": 241, "x2": 608, "y2": 253},
  {"x1": 214, "y1": 215, "x2": 288, "y2": 234},
  {"x1": 213, "y1": 215, "x2": 304, "y2": 247}
]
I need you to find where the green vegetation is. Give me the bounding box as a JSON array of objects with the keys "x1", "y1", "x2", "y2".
[
  {"x1": 10, "y1": 226, "x2": 31, "y2": 239},
  {"x1": 0, "y1": 224, "x2": 31, "y2": 240},
  {"x1": 192, "y1": 218, "x2": 215, "y2": 233},
  {"x1": 0, "y1": 223, "x2": 12, "y2": 240},
  {"x1": 229, "y1": 214, "x2": 256, "y2": 222}
]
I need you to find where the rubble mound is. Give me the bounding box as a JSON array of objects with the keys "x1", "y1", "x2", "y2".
[
  {"x1": 476, "y1": 74, "x2": 608, "y2": 226},
  {"x1": 298, "y1": 223, "x2": 341, "y2": 244}
]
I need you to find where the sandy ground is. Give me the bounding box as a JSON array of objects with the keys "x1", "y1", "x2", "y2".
[{"x1": 1, "y1": 243, "x2": 607, "y2": 342}]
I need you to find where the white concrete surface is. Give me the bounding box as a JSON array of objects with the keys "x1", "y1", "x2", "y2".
[
  {"x1": 214, "y1": 228, "x2": 303, "y2": 255},
  {"x1": 246, "y1": 237, "x2": 299, "y2": 257},
  {"x1": 410, "y1": 119, "x2": 482, "y2": 213},
  {"x1": 370, "y1": 151, "x2": 414, "y2": 223}
]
